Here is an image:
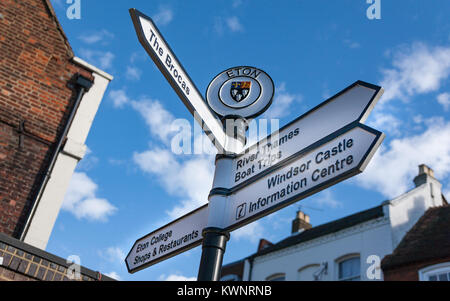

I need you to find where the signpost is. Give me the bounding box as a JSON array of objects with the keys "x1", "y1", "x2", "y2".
[
  {"x1": 129, "y1": 9, "x2": 229, "y2": 153},
  {"x1": 229, "y1": 81, "x2": 382, "y2": 188},
  {"x1": 219, "y1": 123, "x2": 384, "y2": 232},
  {"x1": 126, "y1": 205, "x2": 208, "y2": 273},
  {"x1": 126, "y1": 8, "x2": 386, "y2": 281}
]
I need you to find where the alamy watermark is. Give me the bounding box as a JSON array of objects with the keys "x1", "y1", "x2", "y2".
[
  {"x1": 366, "y1": 255, "x2": 382, "y2": 280},
  {"x1": 66, "y1": 255, "x2": 81, "y2": 280},
  {"x1": 66, "y1": 0, "x2": 81, "y2": 20},
  {"x1": 366, "y1": 0, "x2": 381, "y2": 20},
  {"x1": 169, "y1": 113, "x2": 281, "y2": 156}
]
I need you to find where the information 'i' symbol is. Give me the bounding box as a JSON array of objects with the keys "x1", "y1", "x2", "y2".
[{"x1": 236, "y1": 203, "x2": 247, "y2": 220}]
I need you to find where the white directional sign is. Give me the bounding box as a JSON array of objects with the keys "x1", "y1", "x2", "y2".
[
  {"x1": 129, "y1": 9, "x2": 228, "y2": 153},
  {"x1": 220, "y1": 123, "x2": 384, "y2": 232},
  {"x1": 125, "y1": 79, "x2": 385, "y2": 274},
  {"x1": 126, "y1": 205, "x2": 209, "y2": 273},
  {"x1": 231, "y1": 81, "x2": 383, "y2": 189},
  {"x1": 127, "y1": 8, "x2": 386, "y2": 280}
]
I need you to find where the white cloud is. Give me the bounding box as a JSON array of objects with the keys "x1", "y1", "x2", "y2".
[
  {"x1": 367, "y1": 42, "x2": 450, "y2": 138},
  {"x1": 413, "y1": 115, "x2": 446, "y2": 128},
  {"x1": 109, "y1": 89, "x2": 130, "y2": 108},
  {"x1": 126, "y1": 66, "x2": 142, "y2": 81},
  {"x1": 130, "y1": 51, "x2": 146, "y2": 64},
  {"x1": 129, "y1": 96, "x2": 216, "y2": 219},
  {"x1": 263, "y1": 83, "x2": 302, "y2": 119},
  {"x1": 104, "y1": 271, "x2": 121, "y2": 281},
  {"x1": 153, "y1": 7, "x2": 173, "y2": 26},
  {"x1": 214, "y1": 17, "x2": 225, "y2": 35},
  {"x1": 72, "y1": 198, "x2": 116, "y2": 221},
  {"x1": 62, "y1": 172, "x2": 117, "y2": 222},
  {"x1": 79, "y1": 49, "x2": 115, "y2": 70},
  {"x1": 63, "y1": 172, "x2": 96, "y2": 210},
  {"x1": 214, "y1": 16, "x2": 244, "y2": 35},
  {"x1": 131, "y1": 99, "x2": 178, "y2": 144},
  {"x1": 356, "y1": 119, "x2": 450, "y2": 198},
  {"x1": 159, "y1": 273, "x2": 196, "y2": 281},
  {"x1": 78, "y1": 30, "x2": 114, "y2": 45},
  {"x1": 367, "y1": 110, "x2": 402, "y2": 136},
  {"x1": 313, "y1": 190, "x2": 343, "y2": 209},
  {"x1": 108, "y1": 92, "x2": 214, "y2": 219},
  {"x1": 100, "y1": 247, "x2": 125, "y2": 263},
  {"x1": 380, "y1": 43, "x2": 450, "y2": 104},
  {"x1": 226, "y1": 16, "x2": 243, "y2": 32},
  {"x1": 232, "y1": 0, "x2": 243, "y2": 8},
  {"x1": 344, "y1": 39, "x2": 361, "y2": 49},
  {"x1": 133, "y1": 149, "x2": 214, "y2": 219},
  {"x1": 437, "y1": 92, "x2": 450, "y2": 111},
  {"x1": 232, "y1": 221, "x2": 264, "y2": 243},
  {"x1": 76, "y1": 146, "x2": 98, "y2": 171}
]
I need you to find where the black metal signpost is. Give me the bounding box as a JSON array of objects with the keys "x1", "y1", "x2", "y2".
[{"x1": 126, "y1": 8, "x2": 385, "y2": 281}]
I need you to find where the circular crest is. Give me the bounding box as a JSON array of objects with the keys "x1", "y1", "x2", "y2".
[{"x1": 206, "y1": 66, "x2": 274, "y2": 119}]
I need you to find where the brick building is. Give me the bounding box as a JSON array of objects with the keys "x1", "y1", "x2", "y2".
[
  {"x1": 0, "y1": 0, "x2": 113, "y2": 280},
  {"x1": 381, "y1": 205, "x2": 450, "y2": 281}
]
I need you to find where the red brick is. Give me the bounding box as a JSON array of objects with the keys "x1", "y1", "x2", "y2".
[{"x1": 0, "y1": 0, "x2": 94, "y2": 238}]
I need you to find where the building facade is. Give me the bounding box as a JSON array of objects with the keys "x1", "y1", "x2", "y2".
[
  {"x1": 0, "y1": 0, "x2": 113, "y2": 280},
  {"x1": 381, "y1": 205, "x2": 450, "y2": 281},
  {"x1": 221, "y1": 164, "x2": 447, "y2": 281},
  {"x1": 0, "y1": 0, "x2": 112, "y2": 250}
]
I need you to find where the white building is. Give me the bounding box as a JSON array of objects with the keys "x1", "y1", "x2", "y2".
[
  {"x1": 21, "y1": 58, "x2": 113, "y2": 250},
  {"x1": 221, "y1": 164, "x2": 447, "y2": 281}
]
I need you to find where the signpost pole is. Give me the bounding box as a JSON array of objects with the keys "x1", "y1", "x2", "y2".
[
  {"x1": 197, "y1": 227, "x2": 230, "y2": 281},
  {"x1": 197, "y1": 116, "x2": 247, "y2": 281},
  {"x1": 126, "y1": 11, "x2": 387, "y2": 280}
]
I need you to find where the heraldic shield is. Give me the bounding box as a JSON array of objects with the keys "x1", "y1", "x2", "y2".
[{"x1": 230, "y1": 81, "x2": 252, "y2": 103}]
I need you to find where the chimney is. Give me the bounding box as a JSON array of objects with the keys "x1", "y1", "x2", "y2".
[
  {"x1": 291, "y1": 210, "x2": 312, "y2": 234},
  {"x1": 413, "y1": 164, "x2": 436, "y2": 187}
]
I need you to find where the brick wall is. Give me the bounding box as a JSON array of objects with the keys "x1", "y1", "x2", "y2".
[
  {"x1": 0, "y1": 233, "x2": 114, "y2": 281},
  {"x1": 0, "y1": 0, "x2": 93, "y2": 238},
  {"x1": 383, "y1": 256, "x2": 450, "y2": 281}
]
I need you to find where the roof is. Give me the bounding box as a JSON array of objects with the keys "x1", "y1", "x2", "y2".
[
  {"x1": 381, "y1": 205, "x2": 450, "y2": 270},
  {"x1": 251, "y1": 205, "x2": 385, "y2": 258},
  {"x1": 221, "y1": 258, "x2": 246, "y2": 278},
  {"x1": 0, "y1": 232, "x2": 115, "y2": 281}
]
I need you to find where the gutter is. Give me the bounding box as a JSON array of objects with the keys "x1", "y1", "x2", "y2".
[
  {"x1": 19, "y1": 74, "x2": 94, "y2": 241},
  {"x1": 247, "y1": 256, "x2": 254, "y2": 281}
]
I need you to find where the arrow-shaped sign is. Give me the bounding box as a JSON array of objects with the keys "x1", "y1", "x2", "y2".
[
  {"x1": 129, "y1": 9, "x2": 229, "y2": 153},
  {"x1": 125, "y1": 80, "x2": 385, "y2": 275},
  {"x1": 219, "y1": 123, "x2": 385, "y2": 232},
  {"x1": 126, "y1": 205, "x2": 209, "y2": 273},
  {"x1": 228, "y1": 81, "x2": 384, "y2": 191}
]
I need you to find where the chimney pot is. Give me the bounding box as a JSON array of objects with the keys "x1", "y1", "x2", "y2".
[
  {"x1": 414, "y1": 164, "x2": 435, "y2": 187},
  {"x1": 292, "y1": 210, "x2": 312, "y2": 234},
  {"x1": 418, "y1": 164, "x2": 434, "y2": 177}
]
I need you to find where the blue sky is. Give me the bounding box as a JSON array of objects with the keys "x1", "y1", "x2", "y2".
[{"x1": 46, "y1": 0, "x2": 450, "y2": 281}]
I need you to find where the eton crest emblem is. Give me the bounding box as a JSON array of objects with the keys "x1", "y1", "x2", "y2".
[
  {"x1": 206, "y1": 66, "x2": 274, "y2": 119},
  {"x1": 231, "y1": 82, "x2": 251, "y2": 103}
]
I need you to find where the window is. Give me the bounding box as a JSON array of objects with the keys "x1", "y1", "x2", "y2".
[
  {"x1": 297, "y1": 264, "x2": 320, "y2": 281},
  {"x1": 338, "y1": 257, "x2": 360, "y2": 281},
  {"x1": 266, "y1": 273, "x2": 286, "y2": 281},
  {"x1": 220, "y1": 274, "x2": 241, "y2": 281},
  {"x1": 419, "y1": 262, "x2": 450, "y2": 281}
]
